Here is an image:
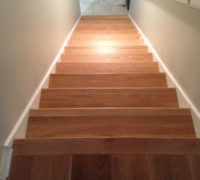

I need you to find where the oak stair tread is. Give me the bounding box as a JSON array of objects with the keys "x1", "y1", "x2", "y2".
[
  {"x1": 56, "y1": 62, "x2": 159, "y2": 74},
  {"x1": 49, "y1": 73, "x2": 167, "y2": 88},
  {"x1": 12, "y1": 137, "x2": 200, "y2": 155},
  {"x1": 27, "y1": 107, "x2": 195, "y2": 138},
  {"x1": 39, "y1": 87, "x2": 178, "y2": 108},
  {"x1": 29, "y1": 107, "x2": 192, "y2": 117}
]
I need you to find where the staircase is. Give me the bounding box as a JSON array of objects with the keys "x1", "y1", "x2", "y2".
[{"x1": 8, "y1": 16, "x2": 200, "y2": 180}]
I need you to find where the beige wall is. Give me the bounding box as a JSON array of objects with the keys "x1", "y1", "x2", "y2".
[
  {"x1": 0, "y1": 0, "x2": 80, "y2": 159},
  {"x1": 130, "y1": 0, "x2": 200, "y2": 112}
]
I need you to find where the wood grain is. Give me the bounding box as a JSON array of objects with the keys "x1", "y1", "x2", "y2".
[
  {"x1": 8, "y1": 155, "x2": 72, "y2": 180},
  {"x1": 49, "y1": 73, "x2": 167, "y2": 88},
  {"x1": 29, "y1": 108, "x2": 192, "y2": 117},
  {"x1": 13, "y1": 138, "x2": 200, "y2": 155},
  {"x1": 72, "y1": 155, "x2": 111, "y2": 180},
  {"x1": 39, "y1": 88, "x2": 178, "y2": 108},
  {"x1": 26, "y1": 115, "x2": 195, "y2": 138},
  {"x1": 68, "y1": 39, "x2": 144, "y2": 47},
  {"x1": 61, "y1": 53, "x2": 152, "y2": 62},
  {"x1": 56, "y1": 62, "x2": 159, "y2": 74}
]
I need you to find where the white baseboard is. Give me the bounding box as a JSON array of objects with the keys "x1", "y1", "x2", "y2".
[
  {"x1": 128, "y1": 14, "x2": 200, "y2": 137},
  {"x1": 0, "y1": 15, "x2": 81, "y2": 180}
]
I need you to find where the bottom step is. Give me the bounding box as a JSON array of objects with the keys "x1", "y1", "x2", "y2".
[
  {"x1": 72, "y1": 154, "x2": 200, "y2": 180},
  {"x1": 9, "y1": 153, "x2": 200, "y2": 180},
  {"x1": 9, "y1": 138, "x2": 200, "y2": 180}
]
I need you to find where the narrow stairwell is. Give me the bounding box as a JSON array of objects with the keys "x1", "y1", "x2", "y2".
[{"x1": 8, "y1": 16, "x2": 200, "y2": 180}]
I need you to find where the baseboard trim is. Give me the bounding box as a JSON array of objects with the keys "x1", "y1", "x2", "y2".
[
  {"x1": 128, "y1": 14, "x2": 200, "y2": 136},
  {"x1": 3, "y1": 15, "x2": 81, "y2": 148}
]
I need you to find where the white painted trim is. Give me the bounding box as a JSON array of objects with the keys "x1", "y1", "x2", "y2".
[
  {"x1": 128, "y1": 14, "x2": 200, "y2": 136},
  {"x1": 3, "y1": 15, "x2": 81, "y2": 148},
  {"x1": 0, "y1": 146, "x2": 12, "y2": 180}
]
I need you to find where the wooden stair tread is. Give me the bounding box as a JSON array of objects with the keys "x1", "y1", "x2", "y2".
[
  {"x1": 61, "y1": 54, "x2": 152, "y2": 63},
  {"x1": 76, "y1": 25, "x2": 136, "y2": 30},
  {"x1": 27, "y1": 108, "x2": 195, "y2": 138},
  {"x1": 65, "y1": 45, "x2": 148, "y2": 50},
  {"x1": 73, "y1": 31, "x2": 139, "y2": 35},
  {"x1": 29, "y1": 108, "x2": 191, "y2": 117},
  {"x1": 62, "y1": 52, "x2": 152, "y2": 56},
  {"x1": 81, "y1": 15, "x2": 130, "y2": 19},
  {"x1": 68, "y1": 40, "x2": 144, "y2": 47},
  {"x1": 56, "y1": 62, "x2": 159, "y2": 74},
  {"x1": 78, "y1": 21, "x2": 133, "y2": 24},
  {"x1": 49, "y1": 73, "x2": 167, "y2": 88},
  {"x1": 39, "y1": 88, "x2": 178, "y2": 108},
  {"x1": 9, "y1": 153, "x2": 200, "y2": 180},
  {"x1": 65, "y1": 49, "x2": 148, "y2": 55},
  {"x1": 65, "y1": 46, "x2": 148, "y2": 54},
  {"x1": 12, "y1": 137, "x2": 200, "y2": 155},
  {"x1": 70, "y1": 34, "x2": 141, "y2": 40}
]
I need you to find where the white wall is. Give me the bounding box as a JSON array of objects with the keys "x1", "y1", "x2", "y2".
[
  {"x1": 130, "y1": 0, "x2": 200, "y2": 133},
  {"x1": 0, "y1": 0, "x2": 81, "y2": 160}
]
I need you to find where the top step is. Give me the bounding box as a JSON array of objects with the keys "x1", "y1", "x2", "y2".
[{"x1": 81, "y1": 16, "x2": 130, "y2": 20}]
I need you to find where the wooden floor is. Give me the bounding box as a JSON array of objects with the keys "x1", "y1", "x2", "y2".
[{"x1": 9, "y1": 15, "x2": 200, "y2": 180}]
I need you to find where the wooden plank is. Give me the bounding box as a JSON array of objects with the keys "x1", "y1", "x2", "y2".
[
  {"x1": 111, "y1": 154, "x2": 151, "y2": 180},
  {"x1": 61, "y1": 53, "x2": 152, "y2": 62},
  {"x1": 65, "y1": 49, "x2": 148, "y2": 55},
  {"x1": 70, "y1": 37, "x2": 141, "y2": 42},
  {"x1": 26, "y1": 112, "x2": 195, "y2": 138},
  {"x1": 76, "y1": 24, "x2": 135, "y2": 29},
  {"x1": 62, "y1": 52, "x2": 152, "y2": 57},
  {"x1": 65, "y1": 45, "x2": 147, "y2": 50},
  {"x1": 78, "y1": 21, "x2": 132, "y2": 24},
  {"x1": 8, "y1": 155, "x2": 72, "y2": 180},
  {"x1": 8, "y1": 156, "x2": 33, "y2": 180},
  {"x1": 65, "y1": 45, "x2": 148, "y2": 54},
  {"x1": 29, "y1": 108, "x2": 192, "y2": 117},
  {"x1": 81, "y1": 15, "x2": 130, "y2": 20},
  {"x1": 73, "y1": 29, "x2": 138, "y2": 36},
  {"x1": 72, "y1": 155, "x2": 111, "y2": 180},
  {"x1": 39, "y1": 88, "x2": 178, "y2": 108},
  {"x1": 68, "y1": 39, "x2": 144, "y2": 47},
  {"x1": 150, "y1": 155, "x2": 172, "y2": 180},
  {"x1": 187, "y1": 155, "x2": 200, "y2": 179},
  {"x1": 49, "y1": 73, "x2": 167, "y2": 88},
  {"x1": 169, "y1": 155, "x2": 193, "y2": 180},
  {"x1": 13, "y1": 138, "x2": 200, "y2": 155},
  {"x1": 71, "y1": 154, "x2": 200, "y2": 180},
  {"x1": 56, "y1": 62, "x2": 159, "y2": 74},
  {"x1": 70, "y1": 34, "x2": 141, "y2": 40},
  {"x1": 111, "y1": 154, "x2": 200, "y2": 180}
]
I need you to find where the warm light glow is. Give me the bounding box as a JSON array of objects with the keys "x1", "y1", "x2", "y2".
[
  {"x1": 94, "y1": 40, "x2": 116, "y2": 54},
  {"x1": 96, "y1": 46, "x2": 115, "y2": 54},
  {"x1": 96, "y1": 40, "x2": 116, "y2": 47}
]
